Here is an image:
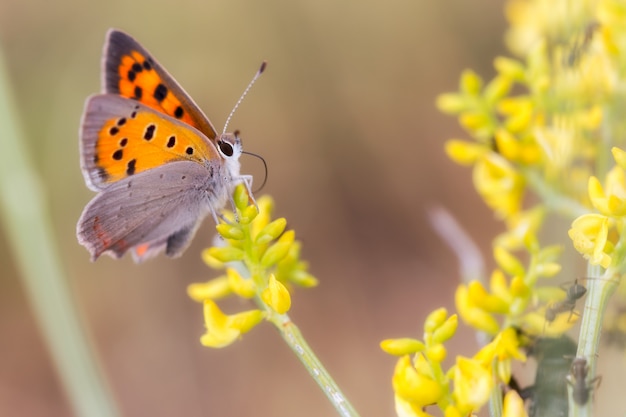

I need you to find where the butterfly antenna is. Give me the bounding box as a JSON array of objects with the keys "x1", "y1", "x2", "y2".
[
  {"x1": 242, "y1": 150, "x2": 269, "y2": 192},
  {"x1": 223, "y1": 61, "x2": 267, "y2": 134}
]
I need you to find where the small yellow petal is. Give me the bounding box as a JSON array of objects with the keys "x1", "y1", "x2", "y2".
[
  {"x1": 228, "y1": 309, "x2": 265, "y2": 334},
  {"x1": 200, "y1": 300, "x2": 240, "y2": 348},
  {"x1": 484, "y1": 75, "x2": 512, "y2": 104},
  {"x1": 468, "y1": 281, "x2": 509, "y2": 314},
  {"x1": 261, "y1": 275, "x2": 292, "y2": 314},
  {"x1": 187, "y1": 277, "x2": 231, "y2": 301},
  {"x1": 380, "y1": 338, "x2": 426, "y2": 356},
  {"x1": 238, "y1": 204, "x2": 259, "y2": 225},
  {"x1": 437, "y1": 93, "x2": 467, "y2": 114},
  {"x1": 393, "y1": 356, "x2": 443, "y2": 407},
  {"x1": 460, "y1": 69, "x2": 483, "y2": 95},
  {"x1": 255, "y1": 218, "x2": 288, "y2": 245},
  {"x1": 395, "y1": 396, "x2": 437, "y2": 417},
  {"x1": 494, "y1": 129, "x2": 520, "y2": 161},
  {"x1": 493, "y1": 246, "x2": 525, "y2": 277},
  {"x1": 424, "y1": 308, "x2": 448, "y2": 334},
  {"x1": 261, "y1": 241, "x2": 293, "y2": 267},
  {"x1": 460, "y1": 112, "x2": 492, "y2": 133},
  {"x1": 455, "y1": 285, "x2": 500, "y2": 335},
  {"x1": 207, "y1": 246, "x2": 245, "y2": 263},
  {"x1": 432, "y1": 314, "x2": 458, "y2": 344},
  {"x1": 200, "y1": 328, "x2": 240, "y2": 348},
  {"x1": 201, "y1": 248, "x2": 226, "y2": 269},
  {"x1": 200, "y1": 301, "x2": 264, "y2": 348},
  {"x1": 216, "y1": 223, "x2": 245, "y2": 240},
  {"x1": 535, "y1": 262, "x2": 561, "y2": 278},
  {"x1": 445, "y1": 140, "x2": 488, "y2": 165},
  {"x1": 453, "y1": 356, "x2": 494, "y2": 410},
  {"x1": 503, "y1": 391, "x2": 528, "y2": 417}
]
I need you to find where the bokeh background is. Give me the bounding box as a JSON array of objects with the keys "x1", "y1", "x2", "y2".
[{"x1": 0, "y1": 1, "x2": 590, "y2": 416}]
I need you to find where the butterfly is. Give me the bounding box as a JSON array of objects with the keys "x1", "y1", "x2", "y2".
[{"x1": 77, "y1": 29, "x2": 259, "y2": 262}]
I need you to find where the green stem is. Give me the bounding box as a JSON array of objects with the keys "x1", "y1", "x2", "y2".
[
  {"x1": 233, "y1": 249, "x2": 361, "y2": 417},
  {"x1": 267, "y1": 312, "x2": 362, "y2": 417},
  {"x1": 0, "y1": 43, "x2": 120, "y2": 417},
  {"x1": 488, "y1": 375, "x2": 503, "y2": 417},
  {"x1": 570, "y1": 263, "x2": 618, "y2": 417}
]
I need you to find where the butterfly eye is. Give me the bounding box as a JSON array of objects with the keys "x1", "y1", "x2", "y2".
[{"x1": 218, "y1": 140, "x2": 234, "y2": 157}]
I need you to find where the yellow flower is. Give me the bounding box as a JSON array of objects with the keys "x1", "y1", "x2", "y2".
[
  {"x1": 444, "y1": 140, "x2": 489, "y2": 166},
  {"x1": 568, "y1": 213, "x2": 612, "y2": 268},
  {"x1": 467, "y1": 280, "x2": 510, "y2": 314},
  {"x1": 455, "y1": 284, "x2": 500, "y2": 335},
  {"x1": 200, "y1": 300, "x2": 265, "y2": 348},
  {"x1": 453, "y1": 356, "x2": 494, "y2": 413},
  {"x1": 474, "y1": 328, "x2": 526, "y2": 384},
  {"x1": 191, "y1": 185, "x2": 315, "y2": 322},
  {"x1": 473, "y1": 153, "x2": 525, "y2": 218},
  {"x1": 261, "y1": 274, "x2": 291, "y2": 314},
  {"x1": 493, "y1": 128, "x2": 541, "y2": 165},
  {"x1": 392, "y1": 355, "x2": 444, "y2": 409},
  {"x1": 588, "y1": 166, "x2": 626, "y2": 216},
  {"x1": 497, "y1": 99, "x2": 533, "y2": 135}
]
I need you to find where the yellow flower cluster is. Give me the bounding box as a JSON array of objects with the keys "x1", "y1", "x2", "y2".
[
  {"x1": 456, "y1": 241, "x2": 568, "y2": 337},
  {"x1": 381, "y1": 310, "x2": 527, "y2": 417},
  {"x1": 384, "y1": 1, "x2": 626, "y2": 416},
  {"x1": 188, "y1": 185, "x2": 317, "y2": 348}
]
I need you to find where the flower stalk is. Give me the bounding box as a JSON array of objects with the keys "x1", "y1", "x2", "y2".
[{"x1": 189, "y1": 186, "x2": 360, "y2": 416}]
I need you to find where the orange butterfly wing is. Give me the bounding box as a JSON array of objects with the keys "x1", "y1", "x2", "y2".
[
  {"x1": 81, "y1": 95, "x2": 219, "y2": 190},
  {"x1": 103, "y1": 29, "x2": 218, "y2": 140},
  {"x1": 80, "y1": 30, "x2": 224, "y2": 191}
]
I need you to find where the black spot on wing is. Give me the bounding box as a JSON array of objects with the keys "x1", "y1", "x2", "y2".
[
  {"x1": 126, "y1": 159, "x2": 136, "y2": 175},
  {"x1": 154, "y1": 84, "x2": 168, "y2": 102},
  {"x1": 131, "y1": 62, "x2": 143, "y2": 73},
  {"x1": 144, "y1": 124, "x2": 155, "y2": 141}
]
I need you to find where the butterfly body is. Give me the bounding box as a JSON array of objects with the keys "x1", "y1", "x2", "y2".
[{"x1": 77, "y1": 29, "x2": 250, "y2": 262}]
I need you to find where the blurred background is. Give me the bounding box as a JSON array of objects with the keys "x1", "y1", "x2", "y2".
[{"x1": 0, "y1": 0, "x2": 533, "y2": 416}]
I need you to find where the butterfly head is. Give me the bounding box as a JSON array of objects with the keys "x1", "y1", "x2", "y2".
[{"x1": 216, "y1": 130, "x2": 243, "y2": 176}]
